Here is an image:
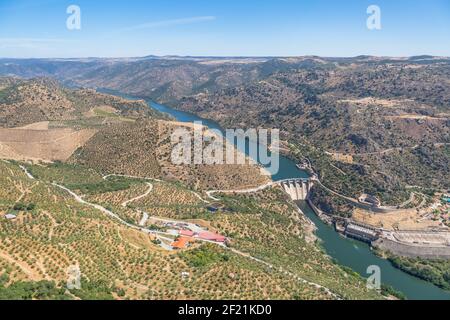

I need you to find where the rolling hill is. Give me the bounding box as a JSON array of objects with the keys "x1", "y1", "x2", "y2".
[{"x1": 0, "y1": 76, "x2": 385, "y2": 300}]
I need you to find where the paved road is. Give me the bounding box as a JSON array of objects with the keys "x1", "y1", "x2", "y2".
[
  {"x1": 206, "y1": 181, "x2": 276, "y2": 201},
  {"x1": 191, "y1": 191, "x2": 210, "y2": 204}
]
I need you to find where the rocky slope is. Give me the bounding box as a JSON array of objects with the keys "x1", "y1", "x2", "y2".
[
  {"x1": 176, "y1": 57, "x2": 450, "y2": 212},
  {"x1": 0, "y1": 56, "x2": 332, "y2": 105},
  {"x1": 0, "y1": 77, "x2": 154, "y2": 128}
]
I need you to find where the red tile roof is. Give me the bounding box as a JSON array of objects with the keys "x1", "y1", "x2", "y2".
[
  {"x1": 198, "y1": 231, "x2": 226, "y2": 242},
  {"x1": 180, "y1": 229, "x2": 195, "y2": 237},
  {"x1": 171, "y1": 237, "x2": 191, "y2": 249}
]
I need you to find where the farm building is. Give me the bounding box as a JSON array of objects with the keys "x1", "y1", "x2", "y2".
[
  {"x1": 171, "y1": 237, "x2": 191, "y2": 250},
  {"x1": 198, "y1": 231, "x2": 226, "y2": 243},
  {"x1": 179, "y1": 229, "x2": 195, "y2": 237}
]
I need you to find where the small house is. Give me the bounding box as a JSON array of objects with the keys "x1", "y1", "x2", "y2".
[{"x1": 171, "y1": 237, "x2": 191, "y2": 250}]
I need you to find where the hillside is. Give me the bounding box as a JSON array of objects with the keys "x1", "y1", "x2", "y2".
[
  {"x1": 0, "y1": 77, "x2": 158, "y2": 163},
  {"x1": 2, "y1": 57, "x2": 447, "y2": 299},
  {"x1": 0, "y1": 76, "x2": 268, "y2": 191},
  {"x1": 0, "y1": 74, "x2": 388, "y2": 300},
  {"x1": 177, "y1": 58, "x2": 450, "y2": 212},
  {"x1": 0, "y1": 160, "x2": 383, "y2": 300},
  {"x1": 2, "y1": 57, "x2": 448, "y2": 213},
  {"x1": 0, "y1": 56, "x2": 332, "y2": 105},
  {"x1": 179, "y1": 60, "x2": 450, "y2": 153},
  {"x1": 0, "y1": 77, "x2": 156, "y2": 128}
]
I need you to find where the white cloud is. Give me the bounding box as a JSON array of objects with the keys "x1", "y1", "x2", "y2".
[{"x1": 122, "y1": 16, "x2": 216, "y2": 31}]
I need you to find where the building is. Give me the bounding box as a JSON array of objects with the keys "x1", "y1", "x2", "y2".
[
  {"x1": 171, "y1": 237, "x2": 191, "y2": 250},
  {"x1": 358, "y1": 194, "x2": 381, "y2": 207},
  {"x1": 345, "y1": 224, "x2": 379, "y2": 243},
  {"x1": 179, "y1": 229, "x2": 195, "y2": 237},
  {"x1": 198, "y1": 231, "x2": 226, "y2": 243},
  {"x1": 5, "y1": 214, "x2": 17, "y2": 220}
]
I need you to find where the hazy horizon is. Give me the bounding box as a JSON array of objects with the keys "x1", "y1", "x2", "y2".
[
  {"x1": 1, "y1": 54, "x2": 448, "y2": 60},
  {"x1": 1, "y1": 0, "x2": 449, "y2": 58}
]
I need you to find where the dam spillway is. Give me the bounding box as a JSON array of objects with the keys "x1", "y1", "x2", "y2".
[{"x1": 280, "y1": 179, "x2": 312, "y2": 201}]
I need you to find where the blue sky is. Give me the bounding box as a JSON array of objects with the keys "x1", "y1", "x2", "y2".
[{"x1": 0, "y1": 0, "x2": 449, "y2": 58}]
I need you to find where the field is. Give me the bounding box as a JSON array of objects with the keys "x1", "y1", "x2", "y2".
[
  {"x1": 0, "y1": 126, "x2": 96, "y2": 162},
  {"x1": 87, "y1": 179, "x2": 208, "y2": 223},
  {"x1": 205, "y1": 188, "x2": 383, "y2": 300}
]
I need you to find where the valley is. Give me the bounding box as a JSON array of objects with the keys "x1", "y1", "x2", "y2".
[
  {"x1": 2, "y1": 0, "x2": 450, "y2": 306},
  {"x1": 0, "y1": 77, "x2": 384, "y2": 300},
  {"x1": 0, "y1": 55, "x2": 449, "y2": 300}
]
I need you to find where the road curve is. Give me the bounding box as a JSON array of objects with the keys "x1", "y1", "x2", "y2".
[{"x1": 17, "y1": 164, "x2": 341, "y2": 299}]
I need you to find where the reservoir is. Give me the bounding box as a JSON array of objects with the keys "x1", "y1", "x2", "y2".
[
  {"x1": 149, "y1": 101, "x2": 308, "y2": 181},
  {"x1": 102, "y1": 90, "x2": 450, "y2": 300}
]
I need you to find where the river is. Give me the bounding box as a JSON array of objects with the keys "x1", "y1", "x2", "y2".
[{"x1": 102, "y1": 90, "x2": 450, "y2": 300}]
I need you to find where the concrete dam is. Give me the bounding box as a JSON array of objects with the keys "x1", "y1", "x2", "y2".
[{"x1": 280, "y1": 179, "x2": 312, "y2": 201}]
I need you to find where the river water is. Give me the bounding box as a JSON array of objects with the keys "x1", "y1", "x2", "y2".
[{"x1": 102, "y1": 90, "x2": 450, "y2": 300}]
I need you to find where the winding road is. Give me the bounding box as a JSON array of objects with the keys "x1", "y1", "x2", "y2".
[
  {"x1": 121, "y1": 182, "x2": 153, "y2": 208},
  {"x1": 14, "y1": 164, "x2": 341, "y2": 299},
  {"x1": 206, "y1": 181, "x2": 276, "y2": 201},
  {"x1": 18, "y1": 165, "x2": 35, "y2": 180}
]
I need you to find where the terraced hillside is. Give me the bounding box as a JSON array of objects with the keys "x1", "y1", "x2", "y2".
[
  {"x1": 0, "y1": 63, "x2": 424, "y2": 300},
  {"x1": 0, "y1": 160, "x2": 384, "y2": 300},
  {"x1": 155, "y1": 121, "x2": 269, "y2": 190},
  {"x1": 0, "y1": 77, "x2": 386, "y2": 300},
  {"x1": 0, "y1": 77, "x2": 155, "y2": 128},
  {"x1": 0, "y1": 77, "x2": 265, "y2": 191},
  {"x1": 69, "y1": 119, "x2": 268, "y2": 191},
  {"x1": 69, "y1": 119, "x2": 162, "y2": 179},
  {"x1": 0, "y1": 77, "x2": 158, "y2": 163}
]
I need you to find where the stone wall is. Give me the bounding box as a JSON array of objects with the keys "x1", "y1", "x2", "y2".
[{"x1": 373, "y1": 239, "x2": 450, "y2": 259}]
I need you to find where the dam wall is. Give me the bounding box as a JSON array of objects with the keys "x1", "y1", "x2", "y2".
[{"x1": 280, "y1": 179, "x2": 312, "y2": 201}]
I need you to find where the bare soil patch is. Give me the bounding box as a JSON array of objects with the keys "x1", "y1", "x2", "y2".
[
  {"x1": 0, "y1": 124, "x2": 96, "y2": 161},
  {"x1": 353, "y1": 207, "x2": 442, "y2": 231}
]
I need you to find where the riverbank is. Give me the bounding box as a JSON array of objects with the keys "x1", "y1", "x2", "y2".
[
  {"x1": 146, "y1": 97, "x2": 450, "y2": 300},
  {"x1": 297, "y1": 151, "x2": 450, "y2": 261},
  {"x1": 297, "y1": 201, "x2": 450, "y2": 300},
  {"x1": 373, "y1": 238, "x2": 450, "y2": 260},
  {"x1": 309, "y1": 201, "x2": 450, "y2": 260},
  {"x1": 101, "y1": 89, "x2": 450, "y2": 300}
]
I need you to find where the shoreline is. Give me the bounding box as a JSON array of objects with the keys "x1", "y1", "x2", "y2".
[
  {"x1": 305, "y1": 198, "x2": 450, "y2": 260},
  {"x1": 106, "y1": 89, "x2": 450, "y2": 300}
]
